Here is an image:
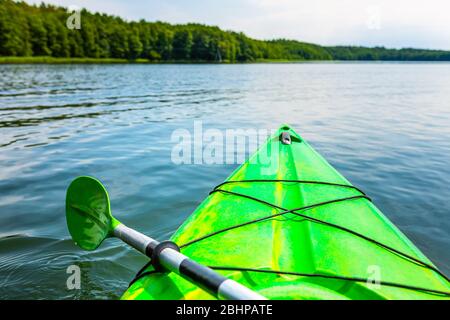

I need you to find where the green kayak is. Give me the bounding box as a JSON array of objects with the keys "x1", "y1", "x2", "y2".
[{"x1": 122, "y1": 125, "x2": 449, "y2": 300}]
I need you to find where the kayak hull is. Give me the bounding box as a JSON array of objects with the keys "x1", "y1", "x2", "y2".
[{"x1": 122, "y1": 125, "x2": 449, "y2": 300}]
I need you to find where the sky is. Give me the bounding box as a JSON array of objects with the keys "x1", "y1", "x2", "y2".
[{"x1": 26, "y1": 0, "x2": 450, "y2": 50}]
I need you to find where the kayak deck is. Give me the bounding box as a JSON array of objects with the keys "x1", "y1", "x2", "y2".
[{"x1": 122, "y1": 125, "x2": 449, "y2": 300}]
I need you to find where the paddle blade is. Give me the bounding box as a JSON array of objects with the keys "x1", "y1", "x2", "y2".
[{"x1": 66, "y1": 176, "x2": 113, "y2": 250}]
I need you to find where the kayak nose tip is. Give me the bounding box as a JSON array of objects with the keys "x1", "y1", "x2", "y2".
[
  {"x1": 278, "y1": 124, "x2": 302, "y2": 144},
  {"x1": 280, "y1": 131, "x2": 292, "y2": 145}
]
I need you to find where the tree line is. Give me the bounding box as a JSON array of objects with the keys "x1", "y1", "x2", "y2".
[{"x1": 1, "y1": 0, "x2": 449, "y2": 62}]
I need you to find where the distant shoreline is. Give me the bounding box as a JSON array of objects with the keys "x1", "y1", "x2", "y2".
[
  {"x1": 2, "y1": 1, "x2": 450, "y2": 63},
  {"x1": 2, "y1": 57, "x2": 450, "y2": 65}
]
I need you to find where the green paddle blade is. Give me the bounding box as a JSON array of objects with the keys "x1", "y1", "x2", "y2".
[{"x1": 66, "y1": 176, "x2": 117, "y2": 250}]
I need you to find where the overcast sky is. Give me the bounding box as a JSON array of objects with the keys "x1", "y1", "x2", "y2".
[{"x1": 26, "y1": 0, "x2": 450, "y2": 50}]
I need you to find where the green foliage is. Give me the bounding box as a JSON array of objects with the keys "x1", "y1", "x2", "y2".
[
  {"x1": 173, "y1": 29, "x2": 193, "y2": 59},
  {"x1": 326, "y1": 46, "x2": 450, "y2": 61},
  {"x1": 0, "y1": 56, "x2": 139, "y2": 63},
  {"x1": 0, "y1": 0, "x2": 449, "y2": 61},
  {"x1": 0, "y1": 0, "x2": 32, "y2": 56},
  {"x1": 128, "y1": 27, "x2": 143, "y2": 60}
]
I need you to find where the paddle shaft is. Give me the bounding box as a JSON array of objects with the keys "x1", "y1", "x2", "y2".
[{"x1": 113, "y1": 223, "x2": 266, "y2": 300}]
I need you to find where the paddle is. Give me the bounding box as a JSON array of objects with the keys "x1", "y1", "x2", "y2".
[{"x1": 65, "y1": 176, "x2": 266, "y2": 300}]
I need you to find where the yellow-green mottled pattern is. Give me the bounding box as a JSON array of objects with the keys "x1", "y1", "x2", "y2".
[{"x1": 122, "y1": 125, "x2": 450, "y2": 300}]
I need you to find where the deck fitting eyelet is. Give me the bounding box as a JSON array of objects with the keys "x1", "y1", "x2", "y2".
[{"x1": 280, "y1": 132, "x2": 292, "y2": 145}]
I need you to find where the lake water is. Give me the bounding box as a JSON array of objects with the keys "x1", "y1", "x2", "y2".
[{"x1": 0, "y1": 63, "x2": 449, "y2": 299}]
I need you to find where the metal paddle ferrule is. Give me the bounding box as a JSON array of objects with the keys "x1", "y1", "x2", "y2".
[
  {"x1": 112, "y1": 223, "x2": 265, "y2": 300},
  {"x1": 66, "y1": 176, "x2": 266, "y2": 300}
]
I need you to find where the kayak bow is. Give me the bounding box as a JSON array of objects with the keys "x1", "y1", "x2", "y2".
[{"x1": 123, "y1": 125, "x2": 449, "y2": 300}]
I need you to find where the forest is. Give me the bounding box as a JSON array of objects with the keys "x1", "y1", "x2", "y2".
[{"x1": 1, "y1": 0, "x2": 450, "y2": 62}]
